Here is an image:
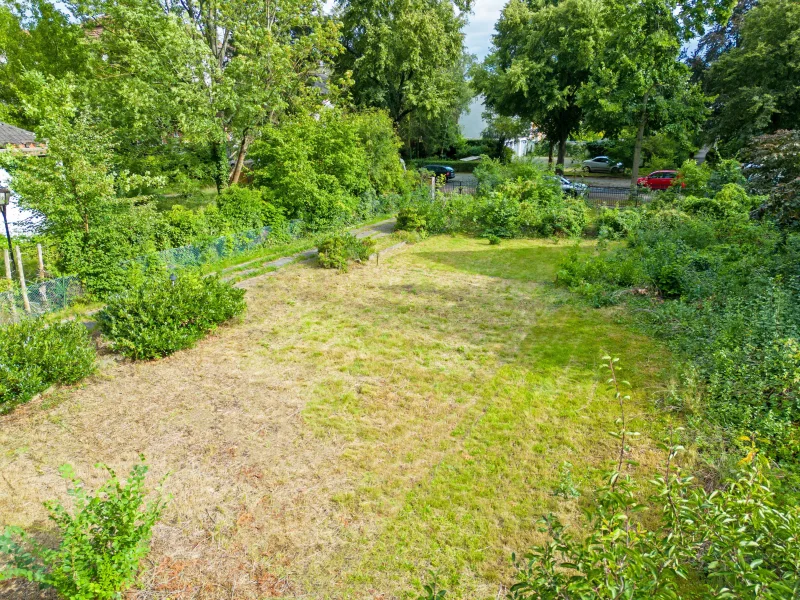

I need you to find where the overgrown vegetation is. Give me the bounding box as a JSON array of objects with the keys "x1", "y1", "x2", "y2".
[
  {"x1": 317, "y1": 232, "x2": 375, "y2": 271},
  {"x1": 98, "y1": 273, "x2": 245, "y2": 359},
  {"x1": 0, "y1": 457, "x2": 165, "y2": 599},
  {"x1": 507, "y1": 360, "x2": 800, "y2": 599},
  {"x1": 0, "y1": 319, "x2": 95, "y2": 413},
  {"x1": 398, "y1": 159, "x2": 588, "y2": 239},
  {"x1": 558, "y1": 159, "x2": 800, "y2": 475}
]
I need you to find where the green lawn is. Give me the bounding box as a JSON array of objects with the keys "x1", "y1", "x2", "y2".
[{"x1": 0, "y1": 235, "x2": 675, "y2": 599}]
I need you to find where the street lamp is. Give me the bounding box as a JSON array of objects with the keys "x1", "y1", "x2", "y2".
[{"x1": 0, "y1": 187, "x2": 12, "y2": 257}]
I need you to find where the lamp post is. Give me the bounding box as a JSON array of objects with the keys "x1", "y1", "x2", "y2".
[{"x1": 0, "y1": 187, "x2": 12, "y2": 257}]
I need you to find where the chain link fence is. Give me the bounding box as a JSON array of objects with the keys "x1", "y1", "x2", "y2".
[
  {"x1": 0, "y1": 274, "x2": 82, "y2": 325},
  {"x1": 1, "y1": 220, "x2": 306, "y2": 324}
]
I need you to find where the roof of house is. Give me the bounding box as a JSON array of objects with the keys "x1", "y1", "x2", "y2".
[{"x1": 0, "y1": 122, "x2": 36, "y2": 145}]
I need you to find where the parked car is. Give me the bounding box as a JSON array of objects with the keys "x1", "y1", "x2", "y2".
[
  {"x1": 582, "y1": 156, "x2": 624, "y2": 173},
  {"x1": 423, "y1": 164, "x2": 455, "y2": 180},
  {"x1": 546, "y1": 175, "x2": 588, "y2": 197},
  {"x1": 636, "y1": 170, "x2": 684, "y2": 190}
]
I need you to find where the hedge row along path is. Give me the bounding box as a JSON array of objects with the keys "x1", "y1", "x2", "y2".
[{"x1": 1, "y1": 236, "x2": 674, "y2": 599}]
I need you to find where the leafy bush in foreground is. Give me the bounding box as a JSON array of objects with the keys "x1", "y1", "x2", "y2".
[
  {"x1": 0, "y1": 319, "x2": 96, "y2": 413},
  {"x1": 98, "y1": 273, "x2": 245, "y2": 359},
  {"x1": 0, "y1": 457, "x2": 165, "y2": 598},
  {"x1": 317, "y1": 233, "x2": 375, "y2": 271}
]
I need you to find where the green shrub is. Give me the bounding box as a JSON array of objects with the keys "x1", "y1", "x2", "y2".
[
  {"x1": 216, "y1": 185, "x2": 286, "y2": 232},
  {"x1": 0, "y1": 319, "x2": 96, "y2": 413},
  {"x1": 396, "y1": 207, "x2": 427, "y2": 232},
  {"x1": 317, "y1": 233, "x2": 375, "y2": 271},
  {"x1": 98, "y1": 273, "x2": 246, "y2": 359},
  {"x1": 0, "y1": 457, "x2": 166, "y2": 598},
  {"x1": 251, "y1": 109, "x2": 405, "y2": 229},
  {"x1": 594, "y1": 208, "x2": 641, "y2": 239},
  {"x1": 486, "y1": 234, "x2": 501, "y2": 245}
]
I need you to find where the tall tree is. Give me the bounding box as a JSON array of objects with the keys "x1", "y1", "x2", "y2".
[
  {"x1": 334, "y1": 0, "x2": 471, "y2": 147},
  {"x1": 579, "y1": 0, "x2": 727, "y2": 188},
  {"x1": 471, "y1": 0, "x2": 605, "y2": 167},
  {"x1": 79, "y1": 0, "x2": 342, "y2": 187},
  {"x1": 704, "y1": 0, "x2": 800, "y2": 153}
]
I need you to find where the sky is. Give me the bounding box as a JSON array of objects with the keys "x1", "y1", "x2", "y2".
[
  {"x1": 459, "y1": 1, "x2": 505, "y2": 137},
  {"x1": 463, "y1": 0, "x2": 504, "y2": 61}
]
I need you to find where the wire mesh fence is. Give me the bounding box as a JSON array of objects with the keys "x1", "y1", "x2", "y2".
[
  {"x1": 0, "y1": 274, "x2": 82, "y2": 325},
  {"x1": 1, "y1": 221, "x2": 306, "y2": 324},
  {"x1": 583, "y1": 186, "x2": 655, "y2": 208}
]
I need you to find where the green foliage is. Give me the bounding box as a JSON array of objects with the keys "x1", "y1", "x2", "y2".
[
  {"x1": 404, "y1": 161, "x2": 586, "y2": 240},
  {"x1": 745, "y1": 130, "x2": 800, "y2": 231},
  {"x1": 558, "y1": 199, "x2": 800, "y2": 460},
  {"x1": 415, "y1": 571, "x2": 447, "y2": 600},
  {"x1": 486, "y1": 234, "x2": 501, "y2": 245},
  {"x1": 705, "y1": 0, "x2": 800, "y2": 152},
  {"x1": 251, "y1": 109, "x2": 406, "y2": 229},
  {"x1": 594, "y1": 208, "x2": 641, "y2": 240},
  {"x1": 98, "y1": 273, "x2": 246, "y2": 360},
  {"x1": 472, "y1": 0, "x2": 605, "y2": 165},
  {"x1": 0, "y1": 319, "x2": 95, "y2": 413},
  {"x1": 510, "y1": 446, "x2": 800, "y2": 599},
  {"x1": 551, "y1": 461, "x2": 580, "y2": 499},
  {"x1": 334, "y1": 0, "x2": 471, "y2": 130},
  {"x1": 680, "y1": 184, "x2": 751, "y2": 220},
  {"x1": 215, "y1": 186, "x2": 286, "y2": 233},
  {"x1": 0, "y1": 457, "x2": 166, "y2": 599},
  {"x1": 396, "y1": 207, "x2": 427, "y2": 232},
  {"x1": 317, "y1": 233, "x2": 375, "y2": 271}
]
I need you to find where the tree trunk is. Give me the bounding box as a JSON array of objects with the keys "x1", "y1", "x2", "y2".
[
  {"x1": 211, "y1": 137, "x2": 228, "y2": 194},
  {"x1": 631, "y1": 89, "x2": 652, "y2": 192},
  {"x1": 229, "y1": 132, "x2": 251, "y2": 186},
  {"x1": 556, "y1": 133, "x2": 568, "y2": 168}
]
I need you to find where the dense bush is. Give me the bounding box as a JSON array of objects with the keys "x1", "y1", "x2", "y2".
[
  {"x1": 250, "y1": 109, "x2": 407, "y2": 229},
  {"x1": 98, "y1": 273, "x2": 245, "y2": 359},
  {"x1": 215, "y1": 185, "x2": 286, "y2": 233},
  {"x1": 0, "y1": 319, "x2": 96, "y2": 413},
  {"x1": 510, "y1": 445, "x2": 800, "y2": 599},
  {"x1": 317, "y1": 233, "x2": 375, "y2": 271},
  {"x1": 594, "y1": 207, "x2": 641, "y2": 239},
  {"x1": 1, "y1": 458, "x2": 165, "y2": 598},
  {"x1": 396, "y1": 207, "x2": 427, "y2": 232},
  {"x1": 558, "y1": 181, "x2": 800, "y2": 460}
]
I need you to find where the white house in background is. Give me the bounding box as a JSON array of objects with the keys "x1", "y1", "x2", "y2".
[{"x1": 458, "y1": 97, "x2": 538, "y2": 158}]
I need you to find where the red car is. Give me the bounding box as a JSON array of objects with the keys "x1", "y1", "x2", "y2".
[{"x1": 636, "y1": 170, "x2": 684, "y2": 190}]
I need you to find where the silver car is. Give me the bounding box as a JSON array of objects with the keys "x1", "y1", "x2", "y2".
[
  {"x1": 546, "y1": 175, "x2": 588, "y2": 197},
  {"x1": 582, "y1": 156, "x2": 623, "y2": 173}
]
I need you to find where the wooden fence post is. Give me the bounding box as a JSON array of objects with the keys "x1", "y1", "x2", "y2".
[
  {"x1": 430, "y1": 176, "x2": 436, "y2": 200},
  {"x1": 36, "y1": 243, "x2": 49, "y2": 308},
  {"x1": 36, "y1": 244, "x2": 45, "y2": 279},
  {"x1": 3, "y1": 248, "x2": 10, "y2": 280},
  {"x1": 14, "y1": 245, "x2": 31, "y2": 314}
]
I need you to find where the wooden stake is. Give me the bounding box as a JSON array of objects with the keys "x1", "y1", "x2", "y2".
[
  {"x1": 14, "y1": 245, "x2": 31, "y2": 314},
  {"x1": 430, "y1": 176, "x2": 436, "y2": 200},
  {"x1": 36, "y1": 244, "x2": 45, "y2": 279},
  {"x1": 3, "y1": 248, "x2": 10, "y2": 280}
]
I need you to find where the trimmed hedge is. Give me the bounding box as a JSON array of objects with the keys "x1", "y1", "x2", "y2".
[
  {"x1": 0, "y1": 320, "x2": 96, "y2": 413},
  {"x1": 98, "y1": 274, "x2": 246, "y2": 360},
  {"x1": 410, "y1": 158, "x2": 481, "y2": 173}
]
